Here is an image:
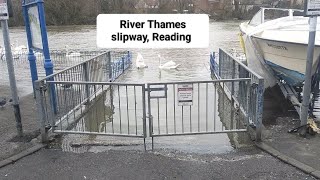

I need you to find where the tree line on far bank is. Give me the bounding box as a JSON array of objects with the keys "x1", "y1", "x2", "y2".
[
  {"x1": 9, "y1": 0, "x2": 303, "y2": 27},
  {"x1": 9, "y1": 0, "x2": 190, "y2": 26}
]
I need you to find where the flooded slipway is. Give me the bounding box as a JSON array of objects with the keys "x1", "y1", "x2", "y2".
[{"x1": 0, "y1": 21, "x2": 253, "y2": 154}]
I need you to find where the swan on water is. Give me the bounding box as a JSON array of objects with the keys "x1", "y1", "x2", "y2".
[
  {"x1": 12, "y1": 41, "x2": 27, "y2": 53},
  {"x1": 65, "y1": 45, "x2": 81, "y2": 57},
  {"x1": 11, "y1": 44, "x2": 27, "y2": 59},
  {"x1": 136, "y1": 53, "x2": 148, "y2": 69},
  {"x1": 158, "y1": 54, "x2": 180, "y2": 69}
]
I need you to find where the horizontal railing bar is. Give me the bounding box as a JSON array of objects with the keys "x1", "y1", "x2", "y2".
[
  {"x1": 47, "y1": 81, "x2": 145, "y2": 86},
  {"x1": 151, "y1": 129, "x2": 248, "y2": 137},
  {"x1": 36, "y1": 51, "x2": 107, "y2": 81},
  {"x1": 219, "y1": 48, "x2": 263, "y2": 79},
  {"x1": 150, "y1": 96, "x2": 167, "y2": 99},
  {"x1": 149, "y1": 87, "x2": 167, "y2": 91},
  {"x1": 147, "y1": 78, "x2": 251, "y2": 85},
  {"x1": 49, "y1": 79, "x2": 250, "y2": 86},
  {"x1": 53, "y1": 130, "x2": 145, "y2": 138}
]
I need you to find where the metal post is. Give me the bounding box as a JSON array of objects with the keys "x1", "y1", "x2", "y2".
[
  {"x1": 22, "y1": 4, "x2": 38, "y2": 97},
  {"x1": 27, "y1": 51, "x2": 38, "y2": 97},
  {"x1": 38, "y1": 1, "x2": 53, "y2": 77},
  {"x1": 122, "y1": 57, "x2": 125, "y2": 72},
  {"x1": 38, "y1": 1, "x2": 57, "y2": 113},
  {"x1": 1, "y1": 20, "x2": 23, "y2": 137},
  {"x1": 255, "y1": 79, "x2": 264, "y2": 141},
  {"x1": 47, "y1": 82, "x2": 55, "y2": 131},
  {"x1": 108, "y1": 51, "x2": 112, "y2": 81},
  {"x1": 34, "y1": 81, "x2": 47, "y2": 142},
  {"x1": 231, "y1": 61, "x2": 235, "y2": 129},
  {"x1": 127, "y1": 51, "x2": 131, "y2": 64},
  {"x1": 300, "y1": 16, "x2": 317, "y2": 126},
  {"x1": 142, "y1": 85, "x2": 147, "y2": 151},
  {"x1": 219, "y1": 49, "x2": 222, "y2": 77},
  {"x1": 83, "y1": 62, "x2": 90, "y2": 103}
]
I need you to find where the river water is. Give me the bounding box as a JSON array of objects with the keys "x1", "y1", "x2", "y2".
[
  {"x1": 0, "y1": 20, "x2": 242, "y2": 93},
  {"x1": 0, "y1": 20, "x2": 251, "y2": 153}
]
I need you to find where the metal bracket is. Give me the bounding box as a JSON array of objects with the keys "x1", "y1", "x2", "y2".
[
  {"x1": 251, "y1": 83, "x2": 258, "y2": 89},
  {"x1": 148, "y1": 84, "x2": 168, "y2": 99}
]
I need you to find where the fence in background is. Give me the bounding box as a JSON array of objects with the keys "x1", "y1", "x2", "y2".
[
  {"x1": 210, "y1": 48, "x2": 264, "y2": 141},
  {"x1": 34, "y1": 51, "x2": 133, "y2": 141},
  {"x1": 0, "y1": 49, "x2": 107, "y2": 76}
]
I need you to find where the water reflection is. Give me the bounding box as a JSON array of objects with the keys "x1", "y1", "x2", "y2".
[{"x1": 0, "y1": 21, "x2": 253, "y2": 152}]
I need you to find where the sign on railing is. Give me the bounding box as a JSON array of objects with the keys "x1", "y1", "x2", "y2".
[{"x1": 177, "y1": 84, "x2": 193, "y2": 106}]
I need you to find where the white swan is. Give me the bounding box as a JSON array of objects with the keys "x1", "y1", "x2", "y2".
[
  {"x1": 65, "y1": 45, "x2": 81, "y2": 57},
  {"x1": 158, "y1": 54, "x2": 180, "y2": 69},
  {"x1": 136, "y1": 53, "x2": 148, "y2": 69},
  {"x1": 12, "y1": 41, "x2": 27, "y2": 53}
]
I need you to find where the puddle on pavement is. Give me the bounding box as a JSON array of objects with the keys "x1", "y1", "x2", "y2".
[
  {"x1": 50, "y1": 129, "x2": 253, "y2": 154},
  {"x1": 50, "y1": 79, "x2": 254, "y2": 155}
]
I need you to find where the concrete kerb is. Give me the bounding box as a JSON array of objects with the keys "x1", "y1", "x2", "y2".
[
  {"x1": 0, "y1": 142, "x2": 46, "y2": 169},
  {"x1": 255, "y1": 142, "x2": 320, "y2": 179}
]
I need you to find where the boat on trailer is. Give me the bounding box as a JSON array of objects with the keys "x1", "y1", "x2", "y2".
[{"x1": 239, "y1": 8, "x2": 320, "y2": 87}]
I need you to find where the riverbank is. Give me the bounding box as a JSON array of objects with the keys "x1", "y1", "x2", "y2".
[{"x1": 0, "y1": 85, "x2": 40, "y2": 161}]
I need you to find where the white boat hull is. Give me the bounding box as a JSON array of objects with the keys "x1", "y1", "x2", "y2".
[
  {"x1": 239, "y1": 9, "x2": 320, "y2": 87},
  {"x1": 253, "y1": 37, "x2": 320, "y2": 76}
]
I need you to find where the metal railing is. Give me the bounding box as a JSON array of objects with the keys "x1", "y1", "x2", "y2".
[
  {"x1": 34, "y1": 48, "x2": 264, "y2": 150},
  {"x1": 210, "y1": 48, "x2": 264, "y2": 141},
  {"x1": 39, "y1": 82, "x2": 146, "y2": 136},
  {"x1": 0, "y1": 49, "x2": 107, "y2": 76},
  {"x1": 147, "y1": 79, "x2": 251, "y2": 149},
  {"x1": 35, "y1": 51, "x2": 133, "y2": 141}
]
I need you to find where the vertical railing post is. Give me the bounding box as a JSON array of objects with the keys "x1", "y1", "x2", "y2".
[
  {"x1": 218, "y1": 49, "x2": 222, "y2": 78},
  {"x1": 35, "y1": 81, "x2": 48, "y2": 143},
  {"x1": 47, "y1": 82, "x2": 56, "y2": 131},
  {"x1": 147, "y1": 84, "x2": 154, "y2": 150},
  {"x1": 246, "y1": 78, "x2": 251, "y2": 126},
  {"x1": 83, "y1": 62, "x2": 90, "y2": 103},
  {"x1": 108, "y1": 51, "x2": 112, "y2": 81},
  {"x1": 231, "y1": 60, "x2": 235, "y2": 129},
  {"x1": 142, "y1": 84, "x2": 147, "y2": 151},
  {"x1": 127, "y1": 51, "x2": 131, "y2": 64},
  {"x1": 255, "y1": 78, "x2": 264, "y2": 141},
  {"x1": 122, "y1": 57, "x2": 125, "y2": 72}
]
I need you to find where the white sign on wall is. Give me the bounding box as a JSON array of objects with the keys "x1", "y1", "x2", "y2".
[
  {"x1": 28, "y1": 6, "x2": 42, "y2": 49},
  {"x1": 0, "y1": 0, "x2": 8, "y2": 20},
  {"x1": 177, "y1": 84, "x2": 193, "y2": 106}
]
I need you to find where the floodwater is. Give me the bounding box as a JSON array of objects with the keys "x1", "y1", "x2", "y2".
[{"x1": 0, "y1": 20, "x2": 252, "y2": 153}]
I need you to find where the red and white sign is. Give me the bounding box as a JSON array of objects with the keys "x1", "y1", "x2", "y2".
[{"x1": 177, "y1": 84, "x2": 193, "y2": 106}]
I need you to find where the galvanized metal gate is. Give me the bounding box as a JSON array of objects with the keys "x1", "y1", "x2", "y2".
[
  {"x1": 36, "y1": 48, "x2": 264, "y2": 151},
  {"x1": 146, "y1": 78, "x2": 254, "y2": 149}
]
